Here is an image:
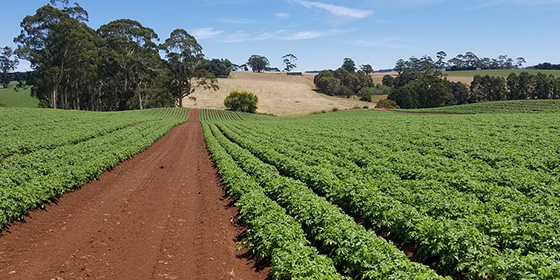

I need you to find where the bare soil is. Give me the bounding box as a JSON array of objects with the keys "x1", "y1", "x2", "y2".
[{"x1": 0, "y1": 109, "x2": 269, "y2": 280}]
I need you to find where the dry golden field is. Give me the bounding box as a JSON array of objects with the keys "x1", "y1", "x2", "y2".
[{"x1": 183, "y1": 71, "x2": 374, "y2": 116}]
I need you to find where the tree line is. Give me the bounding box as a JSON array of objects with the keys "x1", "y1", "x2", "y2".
[
  {"x1": 11, "y1": 0, "x2": 232, "y2": 110},
  {"x1": 423, "y1": 51, "x2": 526, "y2": 71},
  {"x1": 386, "y1": 56, "x2": 560, "y2": 108},
  {"x1": 313, "y1": 58, "x2": 387, "y2": 101}
]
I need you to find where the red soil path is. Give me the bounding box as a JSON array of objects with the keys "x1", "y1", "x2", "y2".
[{"x1": 0, "y1": 109, "x2": 269, "y2": 280}]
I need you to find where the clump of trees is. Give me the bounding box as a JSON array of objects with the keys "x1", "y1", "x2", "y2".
[
  {"x1": 387, "y1": 54, "x2": 560, "y2": 109},
  {"x1": 532, "y1": 62, "x2": 560, "y2": 70},
  {"x1": 1, "y1": 46, "x2": 19, "y2": 88},
  {"x1": 13, "y1": 0, "x2": 222, "y2": 110},
  {"x1": 223, "y1": 90, "x2": 258, "y2": 113},
  {"x1": 313, "y1": 58, "x2": 374, "y2": 97},
  {"x1": 388, "y1": 56, "x2": 471, "y2": 108},
  {"x1": 432, "y1": 51, "x2": 526, "y2": 71},
  {"x1": 247, "y1": 55, "x2": 270, "y2": 73},
  {"x1": 458, "y1": 73, "x2": 560, "y2": 102},
  {"x1": 204, "y1": 59, "x2": 233, "y2": 78}
]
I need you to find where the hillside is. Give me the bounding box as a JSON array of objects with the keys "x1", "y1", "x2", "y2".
[
  {"x1": 0, "y1": 83, "x2": 39, "y2": 108},
  {"x1": 184, "y1": 71, "x2": 373, "y2": 116}
]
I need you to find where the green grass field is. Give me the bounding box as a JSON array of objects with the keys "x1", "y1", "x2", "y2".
[
  {"x1": 401, "y1": 99, "x2": 560, "y2": 114},
  {"x1": 445, "y1": 69, "x2": 560, "y2": 79},
  {"x1": 0, "y1": 83, "x2": 39, "y2": 108}
]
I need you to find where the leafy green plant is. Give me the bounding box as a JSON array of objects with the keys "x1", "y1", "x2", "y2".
[{"x1": 223, "y1": 90, "x2": 258, "y2": 113}]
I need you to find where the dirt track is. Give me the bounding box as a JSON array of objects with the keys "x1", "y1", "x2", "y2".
[{"x1": 0, "y1": 109, "x2": 269, "y2": 280}]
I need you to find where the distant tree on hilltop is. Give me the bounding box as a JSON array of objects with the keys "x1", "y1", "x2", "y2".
[{"x1": 247, "y1": 55, "x2": 269, "y2": 73}]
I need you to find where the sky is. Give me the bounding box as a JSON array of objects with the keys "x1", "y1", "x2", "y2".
[{"x1": 1, "y1": 0, "x2": 559, "y2": 72}]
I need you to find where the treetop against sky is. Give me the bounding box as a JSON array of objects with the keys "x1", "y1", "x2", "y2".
[{"x1": 1, "y1": 0, "x2": 559, "y2": 71}]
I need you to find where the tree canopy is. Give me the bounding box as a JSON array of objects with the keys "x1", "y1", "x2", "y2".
[
  {"x1": 247, "y1": 55, "x2": 269, "y2": 73},
  {"x1": 0, "y1": 47, "x2": 19, "y2": 88},
  {"x1": 224, "y1": 90, "x2": 258, "y2": 113},
  {"x1": 13, "y1": 1, "x2": 222, "y2": 110},
  {"x1": 282, "y1": 54, "x2": 297, "y2": 72}
]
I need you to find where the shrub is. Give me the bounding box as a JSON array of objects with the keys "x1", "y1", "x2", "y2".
[
  {"x1": 224, "y1": 90, "x2": 258, "y2": 113},
  {"x1": 375, "y1": 99, "x2": 400, "y2": 109}
]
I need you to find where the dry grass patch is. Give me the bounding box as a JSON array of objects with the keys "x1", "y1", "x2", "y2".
[{"x1": 184, "y1": 71, "x2": 373, "y2": 116}]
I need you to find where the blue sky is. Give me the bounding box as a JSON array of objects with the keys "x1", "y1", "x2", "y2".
[{"x1": 1, "y1": 0, "x2": 559, "y2": 72}]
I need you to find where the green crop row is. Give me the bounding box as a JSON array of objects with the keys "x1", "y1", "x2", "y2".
[
  {"x1": 0, "y1": 107, "x2": 189, "y2": 158},
  {"x1": 218, "y1": 121, "x2": 560, "y2": 279},
  {"x1": 0, "y1": 108, "x2": 187, "y2": 231},
  {"x1": 202, "y1": 122, "x2": 343, "y2": 279},
  {"x1": 203, "y1": 109, "x2": 560, "y2": 279},
  {"x1": 207, "y1": 122, "x2": 448, "y2": 280}
]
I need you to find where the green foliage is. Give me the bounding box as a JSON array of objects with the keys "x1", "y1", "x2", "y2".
[
  {"x1": 204, "y1": 58, "x2": 232, "y2": 78},
  {"x1": 357, "y1": 85, "x2": 391, "y2": 102},
  {"x1": 445, "y1": 69, "x2": 560, "y2": 79},
  {"x1": 247, "y1": 55, "x2": 269, "y2": 73},
  {"x1": 223, "y1": 90, "x2": 258, "y2": 113},
  {"x1": 206, "y1": 122, "x2": 447, "y2": 280},
  {"x1": 341, "y1": 58, "x2": 356, "y2": 73},
  {"x1": 163, "y1": 29, "x2": 218, "y2": 107},
  {"x1": 1, "y1": 46, "x2": 19, "y2": 88},
  {"x1": 375, "y1": 98, "x2": 399, "y2": 109},
  {"x1": 282, "y1": 54, "x2": 297, "y2": 72},
  {"x1": 0, "y1": 107, "x2": 188, "y2": 231},
  {"x1": 0, "y1": 83, "x2": 39, "y2": 108},
  {"x1": 314, "y1": 65, "x2": 373, "y2": 97},
  {"x1": 382, "y1": 74, "x2": 395, "y2": 87},
  {"x1": 389, "y1": 56, "x2": 474, "y2": 108},
  {"x1": 403, "y1": 99, "x2": 560, "y2": 114},
  {"x1": 198, "y1": 109, "x2": 270, "y2": 122},
  {"x1": 360, "y1": 64, "x2": 374, "y2": 74},
  {"x1": 202, "y1": 123, "x2": 344, "y2": 279},
  {"x1": 203, "y1": 109, "x2": 560, "y2": 279}
]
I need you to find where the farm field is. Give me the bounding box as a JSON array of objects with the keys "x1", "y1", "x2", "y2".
[
  {"x1": 443, "y1": 69, "x2": 560, "y2": 85},
  {"x1": 201, "y1": 108, "x2": 560, "y2": 279},
  {"x1": 0, "y1": 108, "x2": 270, "y2": 280},
  {"x1": 0, "y1": 83, "x2": 39, "y2": 108},
  {"x1": 184, "y1": 71, "x2": 373, "y2": 116},
  {"x1": 2, "y1": 102, "x2": 560, "y2": 279},
  {"x1": 401, "y1": 99, "x2": 560, "y2": 114}
]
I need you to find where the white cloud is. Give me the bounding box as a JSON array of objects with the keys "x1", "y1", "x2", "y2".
[
  {"x1": 217, "y1": 29, "x2": 345, "y2": 43},
  {"x1": 283, "y1": 31, "x2": 323, "y2": 40},
  {"x1": 293, "y1": 0, "x2": 374, "y2": 19},
  {"x1": 191, "y1": 28, "x2": 223, "y2": 39},
  {"x1": 275, "y1": 12, "x2": 291, "y2": 19}
]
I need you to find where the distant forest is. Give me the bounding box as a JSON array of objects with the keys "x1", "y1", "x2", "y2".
[{"x1": 6, "y1": 0, "x2": 231, "y2": 111}]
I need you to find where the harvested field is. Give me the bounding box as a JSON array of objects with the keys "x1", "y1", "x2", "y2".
[{"x1": 183, "y1": 71, "x2": 373, "y2": 116}]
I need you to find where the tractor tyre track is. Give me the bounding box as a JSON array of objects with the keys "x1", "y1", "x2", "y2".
[{"x1": 0, "y1": 109, "x2": 269, "y2": 280}]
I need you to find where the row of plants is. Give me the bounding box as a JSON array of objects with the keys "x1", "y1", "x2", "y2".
[
  {"x1": 202, "y1": 122, "x2": 343, "y2": 279},
  {"x1": 0, "y1": 107, "x2": 189, "y2": 158},
  {"x1": 198, "y1": 108, "x2": 266, "y2": 122},
  {"x1": 207, "y1": 110, "x2": 560, "y2": 279},
  {"x1": 207, "y1": 122, "x2": 448, "y2": 279},
  {"x1": 0, "y1": 108, "x2": 188, "y2": 231}
]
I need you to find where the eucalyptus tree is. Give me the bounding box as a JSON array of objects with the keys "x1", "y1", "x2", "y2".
[
  {"x1": 247, "y1": 55, "x2": 269, "y2": 73},
  {"x1": 97, "y1": 19, "x2": 163, "y2": 110},
  {"x1": 0, "y1": 47, "x2": 19, "y2": 88},
  {"x1": 360, "y1": 64, "x2": 374, "y2": 75},
  {"x1": 163, "y1": 29, "x2": 218, "y2": 107},
  {"x1": 14, "y1": 1, "x2": 97, "y2": 109},
  {"x1": 341, "y1": 58, "x2": 356, "y2": 73},
  {"x1": 282, "y1": 53, "x2": 297, "y2": 72}
]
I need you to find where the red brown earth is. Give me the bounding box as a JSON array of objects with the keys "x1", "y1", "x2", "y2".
[{"x1": 0, "y1": 109, "x2": 269, "y2": 280}]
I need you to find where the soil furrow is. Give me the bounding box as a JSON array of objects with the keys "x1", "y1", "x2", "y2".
[{"x1": 0, "y1": 109, "x2": 269, "y2": 280}]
